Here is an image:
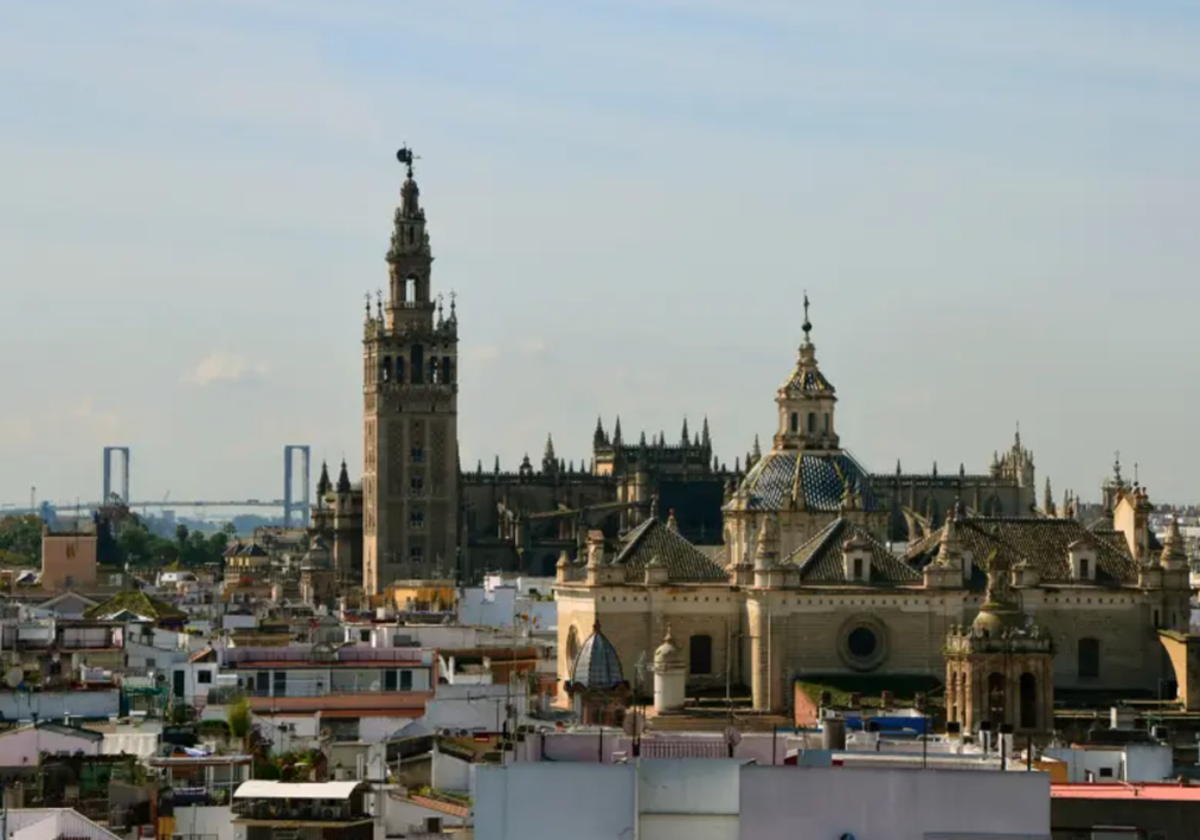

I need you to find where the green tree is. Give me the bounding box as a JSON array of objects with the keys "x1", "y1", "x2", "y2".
[
  {"x1": 0, "y1": 515, "x2": 43, "y2": 564},
  {"x1": 117, "y1": 521, "x2": 155, "y2": 565},
  {"x1": 228, "y1": 697, "x2": 252, "y2": 752}
]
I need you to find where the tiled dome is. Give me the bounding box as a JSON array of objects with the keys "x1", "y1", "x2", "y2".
[{"x1": 571, "y1": 621, "x2": 625, "y2": 689}]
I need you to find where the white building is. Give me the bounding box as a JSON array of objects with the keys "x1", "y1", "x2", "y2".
[{"x1": 474, "y1": 760, "x2": 1051, "y2": 840}]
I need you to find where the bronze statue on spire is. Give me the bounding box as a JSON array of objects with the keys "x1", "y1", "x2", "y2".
[{"x1": 397, "y1": 146, "x2": 420, "y2": 179}]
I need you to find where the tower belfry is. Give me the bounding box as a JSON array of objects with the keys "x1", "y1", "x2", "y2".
[{"x1": 362, "y1": 147, "x2": 460, "y2": 595}]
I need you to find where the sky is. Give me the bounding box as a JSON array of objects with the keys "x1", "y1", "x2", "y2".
[{"x1": 2, "y1": 0, "x2": 1199, "y2": 508}]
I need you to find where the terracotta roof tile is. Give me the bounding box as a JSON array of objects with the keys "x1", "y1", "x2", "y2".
[
  {"x1": 611, "y1": 519, "x2": 728, "y2": 583},
  {"x1": 784, "y1": 519, "x2": 921, "y2": 584},
  {"x1": 906, "y1": 516, "x2": 1138, "y2": 585}
]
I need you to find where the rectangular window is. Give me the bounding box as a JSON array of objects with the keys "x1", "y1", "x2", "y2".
[
  {"x1": 273, "y1": 671, "x2": 287, "y2": 695},
  {"x1": 409, "y1": 546, "x2": 424, "y2": 563},
  {"x1": 1099, "y1": 767, "x2": 1114, "y2": 778},
  {"x1": 197, "y1": 670, "x2": 213, "y2": 685},
  {"x1": 1080, "y1": 557, "x2": 1090, "y2": 579},
  {"x1": 384, "y1": 669, "x2": 398, "y2": 691},
  {"x1": 400, "y1": 669, "x2": 413, "y2": 690},
  {"x1": 360, "y1": 629, "x2": 371, "y2": 642},
  {"x1": 256, "y1": 671, "x2": 269, "y2": 695},
  {"x1": 410, "y1": 447, "x2": 424, "y2": 464},
  {"x1": 410, "y1": 510, "x2": 425, "y2": 528},
  {"x1": 852, "y1": 558, "x2": 863, "y2": 579},
  {"x1": 410, "y1": 476, "x2": 424, "y2": 495}
]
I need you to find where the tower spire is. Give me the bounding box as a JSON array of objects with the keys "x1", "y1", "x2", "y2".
[{"x1": 802, "y1": 290, "x2": 812, "y2": 344}]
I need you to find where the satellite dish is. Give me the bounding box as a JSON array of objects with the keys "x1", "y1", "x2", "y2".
[
  {"x1": 4, "y1": 668, "x2": 22, "y2": 689},
  {"x1": 723, "y1": 726, "x2": 742, "y2": 747}
]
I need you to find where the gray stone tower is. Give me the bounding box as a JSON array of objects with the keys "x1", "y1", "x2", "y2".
[{"x1": 362, "y1": 148, "x2": 459, "y2": 595}]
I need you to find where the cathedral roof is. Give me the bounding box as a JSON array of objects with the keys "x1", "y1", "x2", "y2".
[
  {"x1": 570, "y1": 621, "x2": 624, "y2": 689},
  {"x1": 784, "y1": 518, "x2": 921, "y2": 584},
  {"x1": 907, "y1": 517, "x2": 1139, "y2": 585},
  {"x1": 610, "y1": 517, "x2": 729, "y2": 584},
  {"x1": 731, "y1": 451, "x2": 877, "y2": 512}
]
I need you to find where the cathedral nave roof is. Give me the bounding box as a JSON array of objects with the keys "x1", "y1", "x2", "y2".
[
  {"x1": 906, "y1": 516, "x2": 1139, "y2": 585},
  {"x1": 609, "y1": 517, "x2": 729, "y2": 584},
  {"x1": 784, "y1": 518, "x2": 922, "y2": 585}
]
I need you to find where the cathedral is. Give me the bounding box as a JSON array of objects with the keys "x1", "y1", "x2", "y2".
[
  {"x1": 555, "y1": 314, "x2": 1189, "y2": 713},
  {"x1": 309, "y1": 155, "x2": 1186, "y2": 713}
]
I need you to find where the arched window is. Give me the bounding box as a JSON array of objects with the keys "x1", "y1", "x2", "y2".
[
  {"x1": 1019, "y1": 673, "x2": 1038, "y2": 729},
  {"x1": 429, "y1": 357, "x2": 440, "y2": 384},
  {"x1": 411, "y1": 345, "x2": 425, "y2": 384},
  {"x1": 404, "y1": 275, "x2": 419, "y2": 303},
  {"x1": 790, "y1": 412, "x2": 798, "y2": 433},
  {"x1": 807, "y1": 412, "x2": 816, "y2": 434},
  {"x1": 1078, "y1": 638, "x2": 1100, "y2": 679},
  {"x1": 566, "y1": 626, "x2": 580, "y2": 664},
  {"x1": 380, "y1": 356, "x2": 392, "y2": 383},
  {"x1": 987, "y1": 672, "x2": 1006, "y2": 727},
  {"x1": 442, "y1": 356, "x2": 453, "y2": 384},
  {"x1": 395, "y1": 356, "x2": 405, "y2": 383},
  {"x1": 689, "y1": 634, "x2": 713, "y2": 675},
  {"x1": 823, "y1": 413, "x2": 830, "y2": 433}
]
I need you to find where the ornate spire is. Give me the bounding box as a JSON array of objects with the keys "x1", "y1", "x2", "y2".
[
  {"x1": 1161, "y1": 516, "x2": 1189, "y2": 571},
  {"x1": 802, "y1": 290, "x2": 812, "y2": 345},
  {"x1": 680, "y1": 417, "x2": 690, "y2": 446},
  {"x1": 593, "y1": 416, "x2": 606, "y2": 448},
  {"x1": 613, "y1": 416, "x2": 623, "y2": 446},
  {"x1": 542, "y1": 434, "x2": 557, "y2": 474},
  {"x1": 493, "y1": 455, "x2": 501, "y2": 474},
  {"x1": 336, "y1": 460, "x2": 351, "y2": 494},
  {"x1": 316, "y1": 461, "x2": 332, "y2": 497},
  {"x1": 936, "y1": 506, "x2": 963, "y2": 569},
  {"x1": 751, "y1": 434, "x2": 762, "y2": 462},
  {"x1": 701, "y1": 416, "x2": 711, "y2": 449}
]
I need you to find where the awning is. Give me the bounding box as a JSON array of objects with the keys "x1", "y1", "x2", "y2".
[{"x1": 234, "y1": 781, "x2": 361, "y2": 800}]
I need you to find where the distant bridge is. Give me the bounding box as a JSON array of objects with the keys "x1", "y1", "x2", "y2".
[{"x1": 2, "y1": 444, "x2": 315, "y2": 525}]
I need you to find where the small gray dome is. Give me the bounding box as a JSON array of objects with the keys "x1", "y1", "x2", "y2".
[{"x1": 571, "y1": 621, "x2": 624, "y2": 689}]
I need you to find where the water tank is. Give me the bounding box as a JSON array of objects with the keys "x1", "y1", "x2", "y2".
[{"x1": 822, "y1": 717, "x2": 847, "y2": 750}]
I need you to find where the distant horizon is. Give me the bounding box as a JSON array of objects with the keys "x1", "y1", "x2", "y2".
[{"x1": 4, "y1": 1, "x2": 1198, "y2": 505}]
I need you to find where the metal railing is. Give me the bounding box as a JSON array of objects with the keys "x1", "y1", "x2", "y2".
[{"x1": 232, "y1": 801, "x2": 367, "y2": 822}]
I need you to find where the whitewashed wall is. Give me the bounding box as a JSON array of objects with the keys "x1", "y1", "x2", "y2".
[{"x1": 739, "y1": 765, "x2": 1050, "y2": 840}]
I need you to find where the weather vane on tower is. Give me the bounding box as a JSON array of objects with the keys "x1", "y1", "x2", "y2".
[
  {"x1": 397, "y1": 145, "x2": 420, "y2": 179},
  {"x1": 802, "y1": 290, "x2": 812, "y2": 342}
]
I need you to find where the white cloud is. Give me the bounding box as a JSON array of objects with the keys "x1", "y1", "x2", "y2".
[{"x1": 188, "y1": 352, "x2": 269, "y2": 387}]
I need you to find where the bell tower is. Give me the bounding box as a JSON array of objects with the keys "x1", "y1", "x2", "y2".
[{"x1": 362, "y1": 147, "x2": 459, "y2": 595}]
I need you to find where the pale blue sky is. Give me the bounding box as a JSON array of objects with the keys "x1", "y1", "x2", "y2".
[{"x1": 2, "y1": 0, "x2": 1198, "y2": 506}]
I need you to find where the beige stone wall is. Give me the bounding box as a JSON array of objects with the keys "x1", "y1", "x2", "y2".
[
  {"x1": 1018, "y1": 589, "x2": 1167, "y2": 690},
  {"x1": 556, "y1": 585, "x2": 741, "y2": 695},
  {"x1": 557, "y1": 580, "x2": 1177, "y2": 711},
  {"x1": 41, "y1": 533, "x2": 98, "y2": 590}
]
